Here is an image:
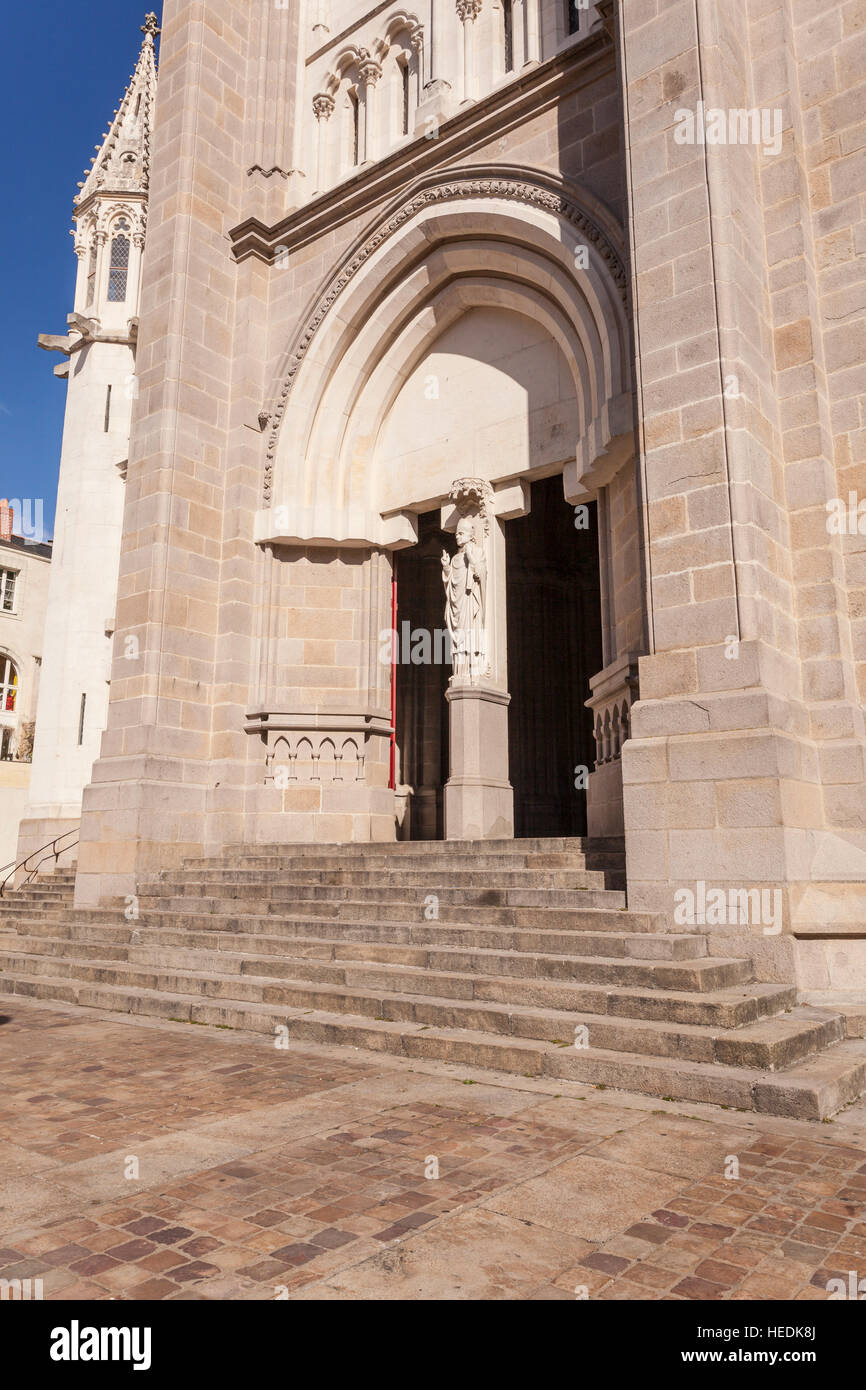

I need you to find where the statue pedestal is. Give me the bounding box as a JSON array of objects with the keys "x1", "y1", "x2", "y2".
[{"x1": 444, "y1": 683, "x2": 514, "y2": 840}]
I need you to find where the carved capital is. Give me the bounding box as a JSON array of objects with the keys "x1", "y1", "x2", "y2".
[
  {"x1": 358, "y1": 49, "x2": 383, "y2": 86},
  {"x1": 449, "y1": 477, "x2": 494, "y2": 532},
  {"x1": 456, "y1": 0, "x2": 483, "y2": 22},
  {"x1": 313, "y1": 92, "x2": 335, "y2": 121}
]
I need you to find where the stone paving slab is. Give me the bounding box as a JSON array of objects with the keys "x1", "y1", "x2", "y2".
[{"x1": 1, "y1": 997, "x2": 865, "y2": 1301}]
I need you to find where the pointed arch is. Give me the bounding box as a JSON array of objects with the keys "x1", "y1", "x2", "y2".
[{"x1": 259, "y1": 167, "x2": 632, "y2": 548}]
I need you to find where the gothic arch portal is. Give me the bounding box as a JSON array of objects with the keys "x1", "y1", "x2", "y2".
[{"x1": 257, "y1": 167, "x2": 634, "y2": 550}]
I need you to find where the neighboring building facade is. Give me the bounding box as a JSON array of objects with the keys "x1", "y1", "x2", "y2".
[
  {"x1": 15, "y1": 17, "x2": 157, "y2": 869},
  {"x1": 0, "y1": 502, "x2": 52, "y2": 870},
  {"x1": 27, "y1": 3, "x2": 866, "y2": 1005}
]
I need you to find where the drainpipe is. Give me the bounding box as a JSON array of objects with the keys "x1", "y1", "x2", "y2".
[{"x1": 390, "y1": 557, "x2": 398, "y2": 791}]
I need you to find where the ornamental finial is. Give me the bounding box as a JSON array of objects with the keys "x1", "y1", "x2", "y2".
[{"x1": 142, "y1": 12, "x2": 160, "y2": 39}]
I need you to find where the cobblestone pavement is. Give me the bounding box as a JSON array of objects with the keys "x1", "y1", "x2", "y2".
[{"x1": 1, "y1": 998, "x2": 865, "y2": 1301}]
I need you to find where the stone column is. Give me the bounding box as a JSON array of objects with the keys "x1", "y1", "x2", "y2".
[
  {"x1": 312, "y1": 93, "x2": 334, "y2": 193},
  {"x1": 441, "y1": 478, "x2": 513, "y2": 840},
  {"x1": 456, "y1": 0, "x2": 482, "y2": 104},
  {"x1": 523, "y1": 0, "x2": 541, "y2": 65},
  {"x1": 311, "y1": 0, "x2": 330, "y2": 40},
  {"x1": 415, "y1": 0, "x2": 456, "y2": 132},
  {"x1": 359, "y1": 51, "x2": 382, "y2": 164},
  {"x1": 411, "y1": 28, "x2": 425, "y2": 108},
  {"x1": 512, "y1": 0, "x2": 527, "y2": 70}
]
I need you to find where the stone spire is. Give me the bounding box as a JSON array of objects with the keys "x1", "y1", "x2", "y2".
[{"x1": 74, "y1": 13, "x2": 159, "y2": 214}]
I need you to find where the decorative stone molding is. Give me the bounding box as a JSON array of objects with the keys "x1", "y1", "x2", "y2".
[
  {"x1": 312, "y1": 93, "x2": 335, "y2": 121},
  {"x1": 260, "y1": 169, "x2": 628, "y2": 501},
  {"x1": 358, "y1": 49, "x2": 383, "y2": 87},
  {"x1": 586, "y1": 654, "x2": 641, "y2": 768},
  {"x1": 246, "y1": 710, "x2": 392, "y2": 785}
]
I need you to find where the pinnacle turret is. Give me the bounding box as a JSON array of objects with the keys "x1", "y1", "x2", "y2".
[{"x1": 74, "y1": 13, "x2": 159, "y2": 213}]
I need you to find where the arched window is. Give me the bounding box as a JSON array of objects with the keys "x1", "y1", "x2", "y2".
[
  {"x1": 107, "y1": 219, "x2": 131, "y2": 302},
  {"x1": 0, "y1": 653, "x2": 18, "y2": 714},
  {"x1": 401, "y1": 59, "x2": 411, "y2": 135},
  {"x1": 348, "y1": 89, "x2": 360, "y2": 167},
  {"x1": 504, "y1": 0, "x2": 515, "y2": 71}
]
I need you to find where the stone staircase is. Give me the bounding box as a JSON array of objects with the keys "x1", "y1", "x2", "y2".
[{"x1": 1, "y1": 841, "x2": 865, "y2": 1120}]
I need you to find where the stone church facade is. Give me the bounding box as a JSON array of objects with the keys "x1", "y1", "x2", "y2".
[{"x1": 26, "y1": 1, "x2": 866, "y2": 1009}]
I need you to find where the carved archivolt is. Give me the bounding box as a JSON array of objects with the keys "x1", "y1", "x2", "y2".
[{"x1": 262, "y1": 170, "x2": 628, "y2": 501}]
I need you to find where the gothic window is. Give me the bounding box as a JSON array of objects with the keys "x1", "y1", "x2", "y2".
[
  {"x1": 402, "y1": 59, "x2": 411, "y2": 135},
  {"x1": 349, "y1": 89, "x2": 360, "y2": 167},
  {"x1": 86, "y1": 239, "x2": 98, "y2": 305},
  {"x1": 0, "y1": 654, "x2": 18, "y2": 713},
  {"x1": 504, "y1": 0, "x2": 515, "y2": 71},
  {"x1": 1, "y1": 568, "x2": 17, "y2": 614},
  {"x1": 107, "y1": 219, "x2": 131, "y2": 302},
  {"x1": 567, "y1": 0, "x2": 584, "y2": 34}
]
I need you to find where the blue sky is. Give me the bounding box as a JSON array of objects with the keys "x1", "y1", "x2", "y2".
[{"x1": 0, "y1": 1, "x2": 159, "y2": 536}]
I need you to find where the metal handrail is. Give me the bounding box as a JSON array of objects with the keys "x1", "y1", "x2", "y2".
[{"x1": 0, "y1": 826, "x2": 80, "y2": 898}]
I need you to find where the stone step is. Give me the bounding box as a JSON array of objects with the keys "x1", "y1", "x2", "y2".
[
  {"x1": 18, "y1": 900, "x2": 670, "y2": 956},
  {"x1": 133, "y1": 896, "x2": 637, "y2": 929},
  {"x1": 139, "y1": 882, "x2": 626, "y2": 911},
  {"x1": 174, "y1": 851, "x2": 596, "y2": 872},
  {"x1": 0, "y1": 929, "x2": 750, "y2": 990},
  {"x1": 0, "y1": 951, "x2": 838, "y2": 1067},
  {"x1": 1, "y1": 973, "x2": 862, "y2": 1119},
  {"x1": 211, "y1": 836, "x2": 602, "y2": 858},
  {"x1": 0, "y1": 918, "x2": 707, "y2": 963},
  {"x1": 0, "y1": 932, "x2": 794, "y2": 1024},
  {"x1": 13, "y1": 910, "x2": 694, "y2": 960},
  {"x1": 33, "y1": 898, "x2": 657, "y2": 932},
  {"x1": 150, "y1": 867, "x2": 607, "y2": 890}
]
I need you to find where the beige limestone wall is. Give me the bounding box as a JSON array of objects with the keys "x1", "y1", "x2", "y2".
[
  {"x1": 75, "y1": 0, "x2": 255, "y2": 905},
  {"x1": 76, "y1": 2, "x2": 635, "y2": 891},
  {"x1": 618, "y1": 0, "x2": 866, "y2": 989}
]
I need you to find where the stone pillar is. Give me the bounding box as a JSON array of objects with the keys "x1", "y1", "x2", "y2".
[
  {"x1": 411, "y1": 29, "x2": 425, "y2": 108},
  {"x1": 415, "y1": 0, "x2": 456, "y2": 132},
  {"x1": 617, "y1": 0, "x2": 866, "y2": 986},
  {"x1": 523, "y1": 0, "x2": 541, "y2": 65},
  {"x1": 312, "y1": 93, "x2": 334, "y2": 193},
  {"x1": 511, "y1": 0, "x2": 527, "y2": 69},
  {"x1": 246, "y1": 0, "x2": 303, "y2": 217},
  {"x1": 456, "y1": 0, "x2": 482, "y2": 104},
  {"x1": 359, "y1": 52, "x2": 382, "y2": 164},
  {"x1": 73, "y1": 0, "x2": 253, "y2": 906},
  {"x1": 441, "y1": 478, "x2": 514, "y2": 840}
]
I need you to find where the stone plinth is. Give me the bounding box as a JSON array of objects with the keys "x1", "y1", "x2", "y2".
[{"x1": 444, "y1": 683, "x2": 513, "y2": 840}]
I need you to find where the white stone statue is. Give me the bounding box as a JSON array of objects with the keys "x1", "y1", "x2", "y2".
[{"x1": 442, "y1": 514, "x2": 488, "y2": 683}]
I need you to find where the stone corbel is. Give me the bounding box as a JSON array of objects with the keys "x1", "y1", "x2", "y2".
[
  {"x1": 563, "y1": 391, "x2": 636, "y2": 501},
  {"x1": 254, "y1": 501, "x2": 418, "y2": 550}
]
